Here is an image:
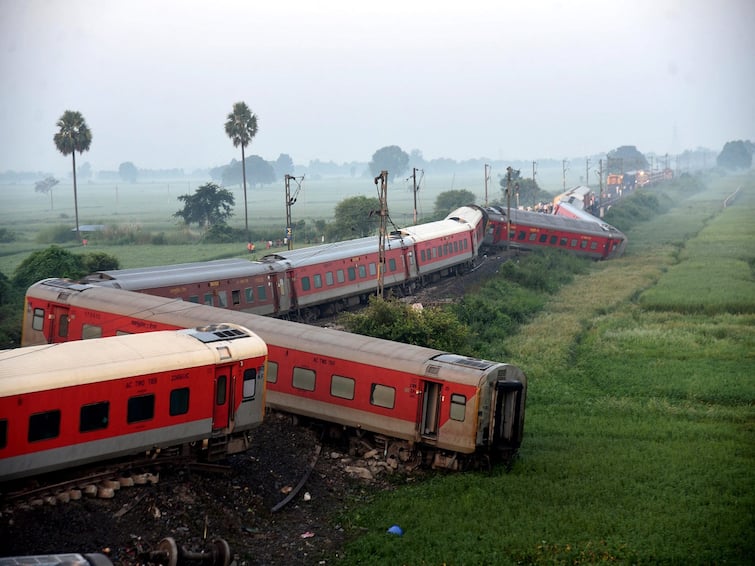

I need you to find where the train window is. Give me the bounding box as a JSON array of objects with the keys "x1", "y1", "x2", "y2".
[
  {"x1": 170, "y1": 388, "x2": 190, "y2": 416},
  {"x1": 301, "y1": 276, "x2": 311, "y2": 291},
  {"x1": 189, "y1": 295, "x2": 199, "y2": 303},
  {"x1": 444, "y1": 243, "x2": 449, "y2": 255},
  {"x1": 454, "y1": 241, "x2": 459, "y2": 252},
  {"x1": 266, "y1": 361, "x2": 278, "y2": 384},
  {"x1": 331, "y1": 375, "x2": 355, "y2": 400},
  {"x1": 32, "y1": 308, "x2": 45, "y2": 331},
  {"x1": 518, "y1": 231, "x2": 526, "y2": 241},
  {"x1": 82, "y1": 324, "x2": 103, "y2": 339},
  {"x1": 217, "y1": 291, "x2": 228, "y2": 308},
  {"x1": 245, "y1": 288, "x2": 254, "y2": 303},
  {"x1": 570, "y1": 239, "x2": 578, "y2": 247},
  {"x1": 127, "y1": 394, "x2": 155, "y2": 423},
  {"x1": 293, "y1": 367, "x2": 316, "y2": 391},
  {"x1": 216, "y1": 376, "x2": 227, "y2": 405},
  {"x1": 29, "y1": 410, "x2": 61, "y2": 442},
  {"x1": 432, "y1": 247, "x2": 438, "y2": 259},
  {"x1": 591, "y1": 242, "x2": 598, "y2": 250},
  {"x1": 313, "y1": 274, "x2": 323, "y2": 288},
  {"x1": 204, "y1": 293, "x2": 214, "y2": 306},
  {"x1": 550, "y1": 235, "x2": 558, "y2": 245},
  {"x1": 370, "y1": 384, "x2": 395, "y2": 409},
  {"x1": 358, "y1": 265, "x2": 367, "y2": 278},
  {"x1": 369, "y1": 263, "x2": 376, "y2": 276},
  {"x1": 257, "y1": 285, "x2": 267, "y2": 300},
  {"x1": 347, "y1": 267, "x2": 356, "y2": 281},
  {"x1": 116, "y1": 330, "x2": 132, "y2": 336},
  {"x1": 529, "y1": 233, "x2": 537, "y2": 241},
  {"x1": 420, "y1": 249, "x2": 426, "y2": 262},
  {"x1": 580, "y1": 240, "x2": 588, "y2": 249},
  {"x1": 243, "y1": 368, "x2": 257, "y2": 399},
  {"x1": 0, "y1": 419, "x2": 6, "y2": 449},
  {"x1": 80, "y1": 401, "x2": 110, "y2": 432},
  {"x1": 337, "y1": 269, "x2": 345, "y2": 283},
  {"x1": 232, "y1": 290, "x2": 241, "y2": 305},
  {"x1": 450, "y1": 394, "x2": 466, "y2": 422},
  {"x1": 325, "y1": 271, "x2": 334, "y2": 285},
  {"x1": 58, "y1": 314, "x2": 69, "y2": 338},
  {"x1": 539, "y1": 234, "x2": 548, "y2": 243},
  {"x1": 389, "y1": 258, "x2": 396, "y2": 271},
  {"x1": 559, "y1": 237, "x2": 568, "y2": 246}
]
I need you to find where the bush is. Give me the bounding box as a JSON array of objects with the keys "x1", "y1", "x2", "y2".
[
  {"x1": 11, "y1": 246, "x2": 87, "y2": 289},
  {"x1": 35, "y1": 224, "x2": 79, "y2": 244}
]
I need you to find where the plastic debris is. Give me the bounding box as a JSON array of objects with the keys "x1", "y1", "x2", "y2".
[{"x1": 387, "y1": 524, "x2": 403, "y2": 536}]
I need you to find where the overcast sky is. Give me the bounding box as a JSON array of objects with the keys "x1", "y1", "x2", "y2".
[{"x1": 1, "y1": 0, "x2": 753, "y2": 175}]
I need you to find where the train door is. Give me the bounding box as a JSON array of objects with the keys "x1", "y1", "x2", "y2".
[
  {"x1": 420, "y1": 380, "x2": 441, "y2": 438},
  {"x1": 49, "y1": 305, "x2": 71, "y2": 343},
  {"x1": 212, "y1": 365, "x2": 235, "y2": 431}
]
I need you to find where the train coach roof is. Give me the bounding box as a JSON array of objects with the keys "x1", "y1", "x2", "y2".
[
  {"x1": 0, "y1": 326, "x2": 266, "y2": 396},
  {"x1": 84, "y1": 258, "x2": 274, "y2": 290},
  {"x1": 261, "y1": 234, "x2": 414, "y2": 266},
  {"x1": 27, "y1": 281, "x2": 499, "y2": 387},
  {"x1": 491, "y1": 207, "x2": 623, "y2": 235},
  {"x1": 394, "y1": 207, "x2": 482, "y2": 241}
]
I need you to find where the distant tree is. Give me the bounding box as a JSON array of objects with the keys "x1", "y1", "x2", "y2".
[
  {"x1": 174, "y1": 182, "x2": 235, "y2": 229},
  {"x1": 606, "y1": 145, "x2": 649, "y2": 173},
  {"x1": 273, "y1": 153, "x2": 295, "y2": 178},
  {"x1": 80, "y1": 251, "x2": 120, "y2": 273},
  {"x1": 716, "y1": 140, "x2": 753, "y2": 170},
  {"x1": 225, "y1": 101, "x2": 259, "y2": 244},
  {"x1": 328, "y1": 195, "x2": 381, "y2": 240},
  {"x1": 221, "y1": 156, "x2": 275, "y2": 187},
  {"x1": 35, "y1": 176, "x2": 59, "y2": 209},
  {"x1": 11, "y1": 246, "x2": 87, "y2": 289},
  {"x1": 409, "y1": 149, "x2": 426, "y2": 168},
  {"x1": 369, "y1": 145, "x2": 410, "y2": 181},
  {"x1": 496, "y1": 177, "x2": 546, "y2": 208},
  {"x1": 77, "y1": 161, "x2": 92, "y2": 182},
  {"x1": 434, "y1": 189, "x2": 476, "y2": 216},
  {"x1": 118, "y1": 161, "x2": 138, "y2": 183},
  {"x1": 54, "y1": 110, "x2": 92, "y2": 241}
]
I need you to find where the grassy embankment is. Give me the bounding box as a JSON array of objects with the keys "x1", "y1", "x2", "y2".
[{"x1": 336, "y1": 174, "x2": 754, "y2": 565}]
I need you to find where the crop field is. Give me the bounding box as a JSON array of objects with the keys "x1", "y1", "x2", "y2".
[
  {"x1": 0, "y1": 165, "x2": 571, "y2": 277},
  {"x1": 338, "y1": 173, "x2": 754, "y2": 564}
]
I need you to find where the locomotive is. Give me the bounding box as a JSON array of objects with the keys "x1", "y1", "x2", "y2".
[
  {"x1": 80, "y1": 205, "x2": 487, "y2": 321},
  {"x1": 22, "y1": 279, "x2": 527, "y2": 470},
  {"x1": 1, "y1": 324, "x2": 267, "y2": 483}
]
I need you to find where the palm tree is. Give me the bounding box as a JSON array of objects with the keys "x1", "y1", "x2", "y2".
[
  {"x1": 53, "y1": 110, "x2": 92, "y2": 242},
  {"x1": 224, "y1": 102, "x2": 258, "y2": 244}
]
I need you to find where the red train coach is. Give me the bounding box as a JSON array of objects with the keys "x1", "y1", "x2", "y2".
[
  {"x1": 483, "y1": 206, "x2": 627, "y2": 260},
  {"x1": 22, "y1": 279, "x2": 527, "y2": 469},
  {"x1": 1, "y1": 324, "x2": 267, "y2": 483},
  {"x1": 80, "y1": 206, "x2": 486, "y2": 322}
]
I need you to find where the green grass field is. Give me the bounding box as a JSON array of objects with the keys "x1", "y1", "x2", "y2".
[
  {"x1": 336, "y1": 173, "x2": 754, "y2": 564},
  {"x1": 1, "y1": 171, "x2": 752, "y2": 564}
]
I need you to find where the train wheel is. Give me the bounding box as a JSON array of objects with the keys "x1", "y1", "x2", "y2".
[
  {"x1": 157, "y1": 537, "x2": 178, "y2": 566},
  {"x1": 213, "y1": 539, "x2": 232, "y2": 566}
]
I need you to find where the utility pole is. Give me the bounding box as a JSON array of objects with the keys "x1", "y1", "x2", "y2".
[
  {"x1": 411, "y1": 167, "x2": 421, "y2": 224},
  {"x1": 284, "y1": 174, "x2": 304, "y2": 251},
  {"x1": 562, "y1": 159, "x2": 568, "y2": 191},
  {"x1": 484, "y1": 163, "x2": 491, "y2": 206},
  {"x1": 532, "y1": 161, "x2": 537, "y2": 207},
  {"x1": 585, "y1": 158, "x2": 590, "y2": 187},
  {"x1": 374, "y1": 171, "x2": 388, "y2": 298},
  {"x1": 506, "y1": 166, "x2": 513, "y2": 252}
]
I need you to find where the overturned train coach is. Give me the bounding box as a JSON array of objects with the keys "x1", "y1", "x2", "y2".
[
  {"x1": 483, "y1": 205, "x2": 627, "y2": 259},
  {"x1": 22, "y1": 278, "x2": 527, "y2": 470},
  {"x1": 1, "y1": 324, "x2": 267, "y2": 483}
]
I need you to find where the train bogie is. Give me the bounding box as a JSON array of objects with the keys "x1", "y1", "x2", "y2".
[
  {"x1": 1, "y1": 324, "x2": 267, "y2": 482},
  {"x1": 22, "y1": 279, "x2": 527, "y2": 469}
]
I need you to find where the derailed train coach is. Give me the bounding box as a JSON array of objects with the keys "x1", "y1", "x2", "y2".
[
  {"x1": 1, "y1": 324, "x2": 267, "y2": 483},
  {"x1": 80, "y1": 206, "x2": 487, "y2": 322},
  {"x1": 22, "y1": 278, "x2": 526, "y2": 469}
]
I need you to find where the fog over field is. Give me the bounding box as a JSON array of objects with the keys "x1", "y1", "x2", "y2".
[{"x1": 1, "y1": 0, "x2": 753, "y2": 176}]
